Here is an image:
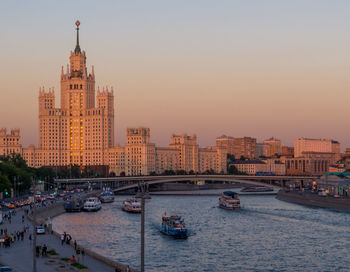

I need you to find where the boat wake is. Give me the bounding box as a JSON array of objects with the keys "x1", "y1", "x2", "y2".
[{"x1": 241, "y1": 206, "x2": 350, "y2": 231}]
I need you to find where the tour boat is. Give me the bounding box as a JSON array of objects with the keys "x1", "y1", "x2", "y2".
[
  {"x1": 99, "y1": 188, "x2": 115, "y2": 203},
  {"x1": 122, "y1": 198, "x2": 141, "y2": 213},
  {"x1": 219, "y1": 191, "x2": 240, "y2": 210},
  {"x1": 161, "y1": 214, "x2": 188, "y2": 239},
  {"x1": 83, "y1": 197, "x2": 102, "y2": 212},
  {"x1": 241, "y1": 186, "x2": 273, "y2": 192}
]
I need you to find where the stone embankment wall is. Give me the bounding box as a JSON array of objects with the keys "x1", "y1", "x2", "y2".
[
  {"x1": 33, "y1": 202, "x2": 65, "y2": 225},
  {"x1": 277, "y1": 190, "x2": 350, "y2": 212}
]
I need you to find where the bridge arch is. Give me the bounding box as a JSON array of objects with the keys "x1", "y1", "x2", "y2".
[{"x1": 113, "y1": 176, "x2": 282, "y2": 193}]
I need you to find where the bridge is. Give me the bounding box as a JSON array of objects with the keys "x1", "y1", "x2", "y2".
[{"x1": 54, "y1": 175, "x2": 318, "y2": 192}]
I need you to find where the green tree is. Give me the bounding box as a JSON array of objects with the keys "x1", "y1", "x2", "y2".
[
  {"x1": 228, "y1": 165, "x2": 239, "y2": 174},
  {"x1": 0, "y1": 174, "x2": 12, "y2": 194}
]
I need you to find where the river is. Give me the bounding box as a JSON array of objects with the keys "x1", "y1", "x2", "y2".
[{"x1": 53, "y1": 190, "x2": 350, "y2": 272}]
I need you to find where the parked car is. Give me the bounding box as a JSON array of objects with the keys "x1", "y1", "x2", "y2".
[
  {"x1": 318, "y1": 189, "x2": 327, "y2": 197},
  {"x1": 36, "y1": 226, "x2": 45, "y2": 234}
]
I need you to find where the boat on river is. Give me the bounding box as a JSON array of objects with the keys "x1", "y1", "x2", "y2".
[
  {"x1": 219, "y1": 191, "x2": 240, "y2": 210},
  {"x1": 161, "y1": 214, "x2": 188, "y2": 239},
  {"x1": 65, "y1": 199, "x2": 84, "y2": 212},
  {"x1": 241, "y1": 186, "x2": 273, "y2": 192},
  {"x1": 99, "y1": 188, "x2": 115, "y2": 203},
  {"x1": 83, "y1": 197, "x2": 101, "y2": 212},
  {"x1": 122, "y1": 198, "x2": 141, "y2": 213}
]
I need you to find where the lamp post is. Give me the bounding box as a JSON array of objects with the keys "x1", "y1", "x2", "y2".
[
  {"x1": 32, "y1": 179, "x2": 37, "y2": 272},
  {"x1": 139, "y1": 181, "x2": 146, "y2": 272}
]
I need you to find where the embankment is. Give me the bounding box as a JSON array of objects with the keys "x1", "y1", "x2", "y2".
[
  {"x1": 28, "y1": 192, "x2": 138, "y2": 272},
  {"x1": 277, "y1": 190, "x2": 350, "y2": 212}
]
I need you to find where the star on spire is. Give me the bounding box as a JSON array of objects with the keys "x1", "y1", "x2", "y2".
[{"x1": 74, "y1": 20, "x2": 81, "y2": 53}]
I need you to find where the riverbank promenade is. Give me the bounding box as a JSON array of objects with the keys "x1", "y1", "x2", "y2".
[{"x1": 0, "y1": 207, "x2": 121, "y2": 272}]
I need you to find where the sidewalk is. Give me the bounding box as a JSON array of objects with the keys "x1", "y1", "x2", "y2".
[{"x1": 0, "y1": 208, "x2": 118, "y2": 272}]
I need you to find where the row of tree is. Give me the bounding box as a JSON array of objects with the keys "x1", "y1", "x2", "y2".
[
  {"x1": 0, "y1": 154, "x2": 59, "y2": 196},
  {"x1": 0, "y1": 153, "x2": 247, "y2": 196}
]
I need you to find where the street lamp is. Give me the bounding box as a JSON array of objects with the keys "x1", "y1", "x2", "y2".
[
  {"x1": 32, "y1": 179, "x2": 37, "y2": 272},
  {"x1": 138, "y1": 181, "x2": 147, "y2": 272}
]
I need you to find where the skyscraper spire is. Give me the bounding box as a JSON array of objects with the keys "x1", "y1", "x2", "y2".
[{"x1": 74, "y1": 20, "x2": 81, "y2": 53}]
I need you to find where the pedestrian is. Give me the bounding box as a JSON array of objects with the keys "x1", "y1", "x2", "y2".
[
  {"x1": 42, "y1": 244, "x2": 47, "y2": 256},
  {"x1": 81, "y1": 249, "x2": 85, "y2": 263},
  {"x1": 125, "y1": 265, "x2": 130, "y2": 272},
  {"x1": 61, "y1": 233, "x2": 65, "y2": 245},
  {"x1": 76, "y1": 247, "x2": 81, "y2": 263},
  {"x1": 66, "y1": 234, "x2": 71, "y2": 245},
  {"x1": 22, "y1": 215, "x2": 24, "y2": 223},
  {"x1": 70, "y1": 255, "x2": 76, "y2": 263},
  {"x1": 74, "y1": 240, "x2": 77, "y2": 250}
]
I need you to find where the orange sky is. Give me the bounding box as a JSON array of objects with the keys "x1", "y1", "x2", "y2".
[{"x1": 0, "y1": 1, "x2": 349, "y2": 149}]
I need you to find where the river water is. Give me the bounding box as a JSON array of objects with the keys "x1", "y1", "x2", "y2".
[{"x1": 53, "y1": 190, "x2": 350, "y2": 272}]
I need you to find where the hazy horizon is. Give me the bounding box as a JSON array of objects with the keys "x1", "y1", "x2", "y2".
[{"x1": 1, "y1": 1, "x2": 349, "y2": 150}]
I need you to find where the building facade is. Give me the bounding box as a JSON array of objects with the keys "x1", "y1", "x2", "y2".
[
  {"x1": 285, "y1": 152, "x2": 334, "y2": 176},
  {"x1": 263, "y1": 137, "x2": 281, "y2": 157},
  {"x1": 281, "y1": 146, "x2": 294, "y2": 157},
  {"x1": 294, "y1": 138, "x2": 340, "y2": 162},
  {"x1": 216, "y1": 135, "x2": 256, "y2": 159},
  {"x1": 0, "y1": 128, "x2": 22, "y2": 156},
  {"x1": 169, "y1": 134, "x2": 199, "y2": 173},
  {"x1": 18, "y1": 22, "x2": 228, "y2": 176},
  {"x1": 230, "y1": 159, "x2": 286, "y2": 175},
  {"x1": 125, "y1": 128, "x2": 155, "y2": 176},
  {"x1": 23, "y1": 21, "x2": 114, "y2": 169}
]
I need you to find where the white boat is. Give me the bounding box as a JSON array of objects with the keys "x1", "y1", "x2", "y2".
[
  {"x1": 122, "y1": 198, "x2": 141, "y2": 213},
  {"x1": 219, "y1": 191, "x2": 240, "y2": 210},
  {"x1": 83, "y1": 197, "x2": 101, "y2": 212},
  {"x1": 100, "y1": 188, "x2": 115, "y2": 203}
]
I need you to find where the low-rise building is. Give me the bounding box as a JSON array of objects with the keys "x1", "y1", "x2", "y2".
[
  {"x1": 285, "y1": 152, "x2": 334, "y2": 176},
  {"x1": 0, "y1": 128, "x2": 22, "y2": 156},
  {"x1": 230, "y1": 159, "x2": 286, "y2": 175},
  {"x1": 230, "y1": 160, "x2": 266, "y2": 175}
]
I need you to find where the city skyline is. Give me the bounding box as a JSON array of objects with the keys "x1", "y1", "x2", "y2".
[{"x1": 1, "y1": 1, "x2": 350, "y2": 149}]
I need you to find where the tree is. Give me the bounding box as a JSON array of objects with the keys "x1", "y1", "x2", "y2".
[
  {"x1": 0, "y1": 174, "x2": 12, "y2": 194},
  {"x1": 176, "y1": 170, "x2": 187, "y2": 175},
  {"x1": 227, "y1": 154, "x2": 236, "y2": 162},
  {"x1": 228, "y1": 165, "x2": 239, "y2": 174},
  {"x1": 162, "y1": 170, "x2": 175, "y2": 175}
]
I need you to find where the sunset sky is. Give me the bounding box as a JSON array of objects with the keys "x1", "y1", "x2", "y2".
[{"x1": 0, "y1": 1, "x2": 349, "y2": 149}]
